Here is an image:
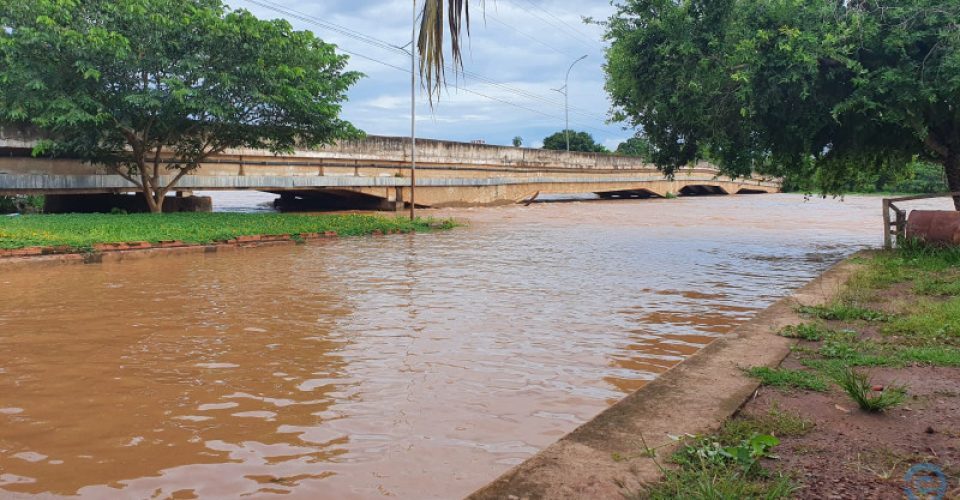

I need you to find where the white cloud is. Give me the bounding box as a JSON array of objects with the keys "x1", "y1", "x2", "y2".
[{"x1": 237, "y1": 0, "x2": 631, "y2": 148}]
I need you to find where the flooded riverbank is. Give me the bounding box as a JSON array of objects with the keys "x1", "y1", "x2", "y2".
[{"x1": 0, "y1": 194, "x2": 952, "y2": 498}]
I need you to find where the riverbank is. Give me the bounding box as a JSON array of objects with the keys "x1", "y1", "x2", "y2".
[
  {"x1": 0, "y1": 212, "x2": 455, "y2": 257},
  {"x1": 723, "y1": 245, "x2": 960, "y2": 498},
  {"x1": 472, "y1": 245, "x2": 960, "y2": 498}
]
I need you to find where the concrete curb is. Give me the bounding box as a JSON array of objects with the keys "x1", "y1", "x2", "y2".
[{"x1": 468, "y1": 257, "x2": 860, "y2": 500}]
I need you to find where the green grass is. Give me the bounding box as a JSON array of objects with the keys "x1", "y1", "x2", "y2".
[
  {"x1": 641, "y1": 466, "x2": 795, "y2": 500},
  {"x1": 745, "y1": 366, "x2": 829, "y2": 392},
  {"x1": 915, "y1": 274, "x2": 960, "y2": 296},
  {"x1": 0, "y1": 212, "x2": 456, "y2": 250},
  {"x1": 723, "y1": 406, "x2": 815, "y2": 441},
  {"x1": 778, "y1": 322, "x2": 832, "y2": 341},
  {"x1": 633, "y1": 416, "x2": 798, "y2": 499},
  {"x1": 884, "y1": 298, "x2": 960, "y2": 341},
  {"x1": 832, "y1": 367, "x2": 906, "y2": 412},
  {"x1": 797, "y1": 303, "x2": 889, "y2": 322}
]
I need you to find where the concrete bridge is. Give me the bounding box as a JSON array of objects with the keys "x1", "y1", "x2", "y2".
[{"x1": 0, "y1": 129, "x2": 779, "y2": 209}]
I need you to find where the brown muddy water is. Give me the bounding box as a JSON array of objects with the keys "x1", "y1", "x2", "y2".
[{"x1": 0, "y1": 194, "x2": 953, "y2": 499}]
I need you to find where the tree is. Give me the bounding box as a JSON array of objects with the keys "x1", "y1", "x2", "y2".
[
  {"x1": 0, "y1": 0, "x2": 361, "y2": 212},
  {"x1": 605, "y1": 0, "x2": 960, "y2": 209},
  {"x1": 542, "y1": 130, "x2": 608, "y2": 153},
  {"x1": 512, "y1": 136, "x2": 523, "y2": 147},
  {"x1": 616, "y1": 136, "x2": 653, "y2": 160}
]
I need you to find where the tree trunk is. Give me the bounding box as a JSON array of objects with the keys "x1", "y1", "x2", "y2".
[{"x1": 946, "y1": 150, "x2": 960, "y2": 211}]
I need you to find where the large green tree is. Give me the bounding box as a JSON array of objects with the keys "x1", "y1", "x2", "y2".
[
  {"x1": 542, "y1": 130, "x2": 609, "y2": 153},
  {"x1": 0, "y1": 0, "x2": 361, "y2": 212},
  {"x1": 605, "y1": 0, "x2": 960, "y2": 209},
  {"x1": 616, "y1": 136, "x2": 653, "y2": 160}
]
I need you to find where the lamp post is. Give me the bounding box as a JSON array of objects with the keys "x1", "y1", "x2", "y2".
[
  {"x1": 409, "y1": 0, "x2": 417, "y2": 220},
  {"x1": 552, "y1": 54, "x2": 588, "y2": 152}
]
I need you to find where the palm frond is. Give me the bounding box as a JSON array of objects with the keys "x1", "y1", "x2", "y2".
[{"x1": 418, "y1": 0, "x2": 483, "y2": 101}]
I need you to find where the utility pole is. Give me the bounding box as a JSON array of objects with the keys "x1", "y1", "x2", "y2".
[
  {"x1": 553, "y1": 55, "x2": 588, "y2": 152},
  {"x1": 409, "y1": 0, "x2": 417, "y2": 220}
]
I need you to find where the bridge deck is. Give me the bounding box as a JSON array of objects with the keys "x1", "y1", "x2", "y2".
[{"x1": 0, "y1": 133, "x2": 779, "y2": 207}]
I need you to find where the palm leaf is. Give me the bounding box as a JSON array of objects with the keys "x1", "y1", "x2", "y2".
[{"x1": 418, "y1": 0, "x2": 484, "y2": 101}]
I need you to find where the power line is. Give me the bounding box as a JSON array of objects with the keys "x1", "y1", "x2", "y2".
[
  {"x1": 240, "y1": 0, "x2": 619, "y2": 135},
  {"x1": 241, "y1": 0, "x2": 609, "y2": 123},
  {"x1": 483, "y1": 13, "x2": 570, "y2": 58},
  {"x1": 515, "y1": 0, "x2": 599, "y2": 45},
  {"x1": 504, "y1": 0, "x2": 600, "y2": 49}
]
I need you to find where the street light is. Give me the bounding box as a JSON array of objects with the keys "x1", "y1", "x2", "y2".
[
  {"x1": 408, "y1": 0, "x2": 417, "y2": 220},
  {"x1": 552, "y1": 54, "x2": 588, "y2": 152}
]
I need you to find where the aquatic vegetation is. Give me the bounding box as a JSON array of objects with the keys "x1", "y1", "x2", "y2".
[{"x1": 0, "y1": 213, "x2": 455, "y2": 250}]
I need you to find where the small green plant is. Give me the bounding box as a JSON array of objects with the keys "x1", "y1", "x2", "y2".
[
  {"x1": 798, "y1": 303, "x2": 889, "y2": 322},
  {"x1": 724, "y1": 406, "x2": 814, "y2": 441},
  {"x1": 664, "y1": 191, "x2": 678, "y2": 199},
  {"x1": 674, "y1": 433, "x2": 780, "y2": 476},
  {"x1": 779, "y1": 322, "x2": 830, "y2": 341},
  {"x1": 745, "y1": 366, "x2": 829, "y2": 392},
  {"x1": 832, "y1": 367, "x2": 906, "y2": 412}
]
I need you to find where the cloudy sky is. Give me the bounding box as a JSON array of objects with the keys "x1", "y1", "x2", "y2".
[{"x1": 234, "y1": 0, "x2": 632, "y2": 150}]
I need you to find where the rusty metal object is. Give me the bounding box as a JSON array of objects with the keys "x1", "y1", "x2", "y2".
[{"x1": 906, "y1": 210, "x2": 960, "y2": 246}]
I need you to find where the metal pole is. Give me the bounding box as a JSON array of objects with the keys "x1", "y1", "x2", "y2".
[
  {"x1": 409, "y1": 0, "x2": 417, "y2": 220},
  {"x1": 564, "y1": 87, "x2": 570, "y2": 152},
  {"x1": 563, "y1": 55, "x2": 588, "y2": 152}
]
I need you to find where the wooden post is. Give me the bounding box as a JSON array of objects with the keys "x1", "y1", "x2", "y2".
[{"x1": 882, "y1": 198, "x2": 892, "y2": 250}]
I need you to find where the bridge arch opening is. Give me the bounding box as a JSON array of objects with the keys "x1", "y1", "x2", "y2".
[
  {"x1": 736, "y1": 188, "x2": 769, "y2": 194},
  {"x1": 595, "y1": 189, "x2": 663, "y2": 200},
  {"x1": 679, "y1": 185, "x2": 729, "y2": 196}
]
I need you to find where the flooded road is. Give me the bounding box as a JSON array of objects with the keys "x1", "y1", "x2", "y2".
[{"x1": 0, "y1": 194, "x2": 952, "y2": 498}]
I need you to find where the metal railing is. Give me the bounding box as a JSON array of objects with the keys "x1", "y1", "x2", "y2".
[{"x1": 882, "y1": 192, "x2": 960, "y2": 249}]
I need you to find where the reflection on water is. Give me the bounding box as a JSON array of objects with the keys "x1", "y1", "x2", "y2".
[{"x1": 0, "y1": 194, "x2": 952, "y2": 498}]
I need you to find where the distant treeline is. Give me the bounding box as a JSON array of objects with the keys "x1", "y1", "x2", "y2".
[{"x1": 781, "y1": 161, "x2": 948, "y2": 195}]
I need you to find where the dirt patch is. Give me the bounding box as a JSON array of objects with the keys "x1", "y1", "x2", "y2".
[{"x1": 744, "y1": 366, "x2": 960, "y2": 499}]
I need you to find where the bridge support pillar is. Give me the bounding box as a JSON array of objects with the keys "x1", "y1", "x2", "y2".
[{"x1": 394, "y1": 187, "x2": 404, "y2": 212}]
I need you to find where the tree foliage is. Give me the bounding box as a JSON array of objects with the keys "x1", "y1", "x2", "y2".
[
  {"x1": 542, "y1": 130, "x2": 608, "y2": 153},
  {"x1": 616, "y1": 136, "x2": 653, "y2": 160},
  {"x1": 604, "y1": 0, "x2": 960, "y2": 208},
  {"x1": 0, "y1": 0, "x2": 361, "y2": 212}
]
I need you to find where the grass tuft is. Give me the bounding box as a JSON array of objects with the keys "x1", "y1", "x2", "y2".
[
  {"x1": 832, "y1": 367, "x2": 906, "y2": 412},
  {"x1": 745, "y1": 366, "x2": 829, "y2": 392},
  {"x1": 797, "y1": 303, "x2": 889, "y2": 322},
  {"x1": 778, "y1": 322, "x2": 831, "y2": 341},
  {"x1": 723, "y1": 406, "x2": 815, "y2": 441}
]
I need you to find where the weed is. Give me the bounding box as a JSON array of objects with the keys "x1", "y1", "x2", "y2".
[
  {"x1": 884, "y1": 298, "x2": 960, "y2": 341},
  {"x1": 674, "y1": 434, "x2": 780, "y2": 475},
  {"x1": 640, "y1": 465, "x2": 795, "y2": 500},
  {"x1": 797, "y1": 303, "x2": 889, "y2": 322},
  {"x1": 832, "y1": 367, "x2": 906, "y2": 412},
  {"x1": 778, "y1": 322, "x2": 831, "y2": 341},
  {"x1": 915, "y1": 274, "x2": 960, "y2": 296},
  {"x1": 745, "y1": 367, "x2": 828, "y2": 392},
  {"x1": 724, "y1": 405, "x2": 814, "y2": 441},
  {"x1": 634, "y1": 433, "x2": 794, "y2": 499}
]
